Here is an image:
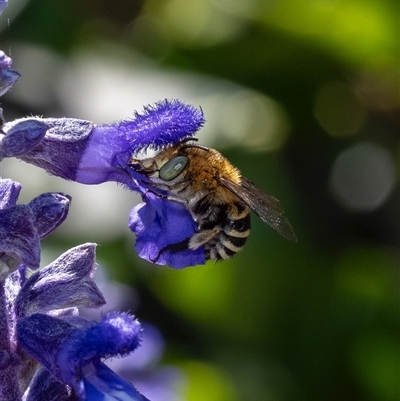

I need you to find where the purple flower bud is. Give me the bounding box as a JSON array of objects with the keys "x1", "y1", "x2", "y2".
[
  {"x1": 4, "y1": 117, "x2": 94, "y2": 180},
  {"x1": 0, "y1": 119, "x2": 48, "y2": 158},
  {"x1": 27, "y1": 192, "x2": 71, "y2": 239},
  {"x1": 0, "y1": 51, "x2": 20, "y2": 97},
  {"x1": 16, "y1": 243, "x2": 105, "y2": 318}
]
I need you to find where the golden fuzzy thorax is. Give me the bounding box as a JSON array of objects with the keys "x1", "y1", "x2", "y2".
[{"x1": 153, "y1": 144, "x2": 243, "y2": 205}]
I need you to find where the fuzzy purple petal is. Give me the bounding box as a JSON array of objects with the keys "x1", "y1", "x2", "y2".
[
  {"x1": 129, "y1": 193, "x2": 205, "y2": 268},
  {"x1": 16, "y1": 243, "x2": 105, "y2": 318},
  {"x1": 4, "y1": 270, "x2": 22, "y2": 317},
  {"x1": 113, "y1": 99, "x2": 205, "y2": 152},
  {"x1": 57, "y1": 312, "x2": 142, "y2": 375}
]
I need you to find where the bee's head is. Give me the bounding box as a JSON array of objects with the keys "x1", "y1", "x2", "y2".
[{"x1": 129, "y1": 138, "x2": 209, "y2": 181}]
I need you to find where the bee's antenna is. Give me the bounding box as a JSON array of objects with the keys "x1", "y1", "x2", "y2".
[
  {"x1": 180, "y1": 137, "x2": 209, "y2": 152},
  {"x1": 182, "y1": 137, "x2": 198, "y2": 143}
]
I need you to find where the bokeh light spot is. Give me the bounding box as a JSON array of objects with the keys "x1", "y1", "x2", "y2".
[
  {"x1": 217, "y1": 90, "x2": 290, "y2": 152},
  {"x1": 329, "y1": 142, "x2": 396, "y2": 212}
]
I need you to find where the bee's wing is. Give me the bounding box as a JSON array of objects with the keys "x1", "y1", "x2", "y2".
[{"x1": 220, "y1": 176, "x2": 297, "y2": 242}]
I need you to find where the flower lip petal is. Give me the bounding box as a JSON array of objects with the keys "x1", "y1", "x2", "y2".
[
  {"x1": 0, "y1": 51, "x2": 12, "y2": 69},
  {"x1": 129, "y1": 193, "x2": 206, "y2": 268}
]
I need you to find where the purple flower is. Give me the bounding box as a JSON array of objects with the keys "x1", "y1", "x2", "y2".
[
  {"x1": 3, "y1": 100, "x2": 206, "y2": 268},
  {"x1": 3, "y1": 100, "x2": 204, "y2": 188}
]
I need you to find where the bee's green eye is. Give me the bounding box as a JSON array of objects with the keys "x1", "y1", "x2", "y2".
[{"x1": 159, "y1": 155, "x2": 189, "y2": 181}]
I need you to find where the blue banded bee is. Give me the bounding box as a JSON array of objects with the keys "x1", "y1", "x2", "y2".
[{"x1": 129, "y1": 138, "x2": 297, "y2": 262}]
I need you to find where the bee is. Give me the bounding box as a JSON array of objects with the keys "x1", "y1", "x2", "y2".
[{"x1": 129, "y1": 138, "x2": 297, "y2": 262}]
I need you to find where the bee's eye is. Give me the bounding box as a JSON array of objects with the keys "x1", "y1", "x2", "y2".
[{"x1": 159, "y1": 156, "x2": 189, "y2": 181}]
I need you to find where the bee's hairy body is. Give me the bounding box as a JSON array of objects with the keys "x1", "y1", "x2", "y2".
[{"x1": 130, "y1": 139, "x2": 297, "y2": 262}]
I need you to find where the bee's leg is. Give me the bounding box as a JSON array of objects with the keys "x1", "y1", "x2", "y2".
[
  {"x1": 150, "y1": 228, "x2": 219, "y2": 263},
  {"x1": 150, "y1": 238, "x2": 190, "y2": 263},
  {"x1": 188, "y1": 228, "x2": 220, "y2": 250},
  {"x1": 143, "y1": 188, "x2": 168, "y2": 199},
  {"x1": 141, "y1": 187, "x2": 182, "y2": 203}
]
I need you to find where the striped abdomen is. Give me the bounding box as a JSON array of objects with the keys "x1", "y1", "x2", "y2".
[{"x1": 203, "y1": 206, "x2": 251, "y2": 261}]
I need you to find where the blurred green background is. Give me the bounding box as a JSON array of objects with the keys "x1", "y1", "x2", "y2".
[{"x1": 1, "y1": 0, "x2": 399, "y2": 400}]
